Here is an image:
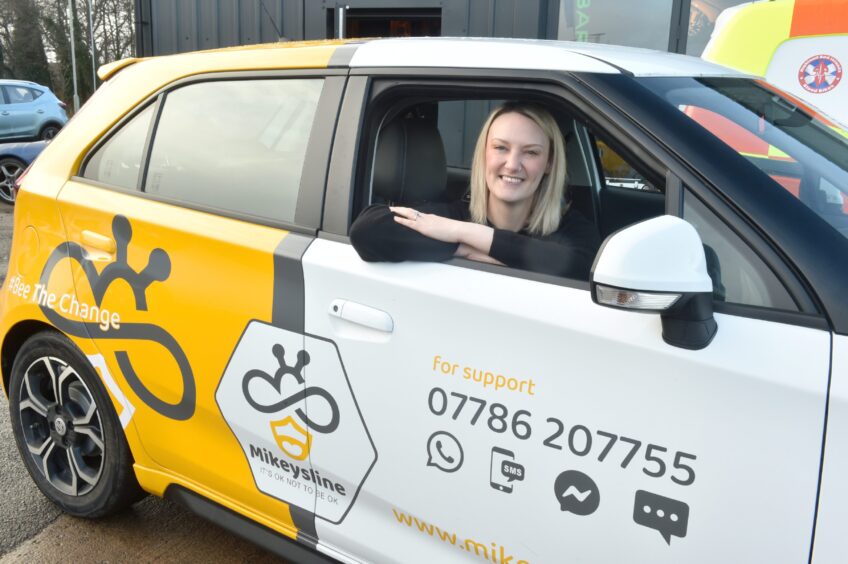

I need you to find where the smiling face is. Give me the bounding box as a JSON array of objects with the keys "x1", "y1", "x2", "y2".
[{"x1": 484, "y1": 111, "x2": 551, "y2": 208}]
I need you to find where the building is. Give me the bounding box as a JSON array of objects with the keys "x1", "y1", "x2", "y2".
[{"x1": 134, "y1": 0, "x2": 756, "y2": 58}]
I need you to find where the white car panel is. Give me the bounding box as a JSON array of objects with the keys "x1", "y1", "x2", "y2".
[
  {"x1": 766, "y1": 36, "x2": 848, "y2": 127},
  {"x1": 349, "y1": 38, "x2": 618, "y2": 74},
  {"x1": 811, "y1": 335, "x2": 848, "y2": 564},
  {"x1": 350, "y1": 37, "x2": 746, "y2": 78},
  {"x1": 303, "y1": 239, "x2": 829, "y2": 563}
]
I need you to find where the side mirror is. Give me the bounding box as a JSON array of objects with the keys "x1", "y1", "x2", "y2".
[{"x1": 590, "y1": 215, "x2": 717, "y2": 350}]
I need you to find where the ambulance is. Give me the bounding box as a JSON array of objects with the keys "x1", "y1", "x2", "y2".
[{"x1": 702, "y1": 0, "x2": 847, "y2": 125}]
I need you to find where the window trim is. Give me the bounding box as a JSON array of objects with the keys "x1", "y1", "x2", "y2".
[{"x1": 78, "y1": 69, "x2": 347, "y2": 234}]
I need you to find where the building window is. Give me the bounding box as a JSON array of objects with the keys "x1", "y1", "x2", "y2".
[{"x1": 558, "y1": 0, "x2": 674, "y2": 51}]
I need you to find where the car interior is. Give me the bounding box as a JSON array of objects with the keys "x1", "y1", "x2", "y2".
[{"x1": 358, "y1": 94, "x2": 667, "y2": 274}]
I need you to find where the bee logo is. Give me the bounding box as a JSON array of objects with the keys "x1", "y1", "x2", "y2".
[{"x1": 242, "y1": 343, "x2": 340, "y2": 460}]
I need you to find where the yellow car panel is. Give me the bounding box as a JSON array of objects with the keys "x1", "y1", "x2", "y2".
[{"x1": 55, "y1": 179, "x2": 305, "y2": 532}]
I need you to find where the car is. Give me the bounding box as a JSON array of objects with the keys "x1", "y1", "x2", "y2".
[
  {"x1": 0, "y1": 140, "x2": 48, "y2": 204},
  {"x1": 0, "y1": 79, "x2": 69, "y2": 142},
  {"x1": 1, "y1": 38, "x2": 847, "y2": 564}
]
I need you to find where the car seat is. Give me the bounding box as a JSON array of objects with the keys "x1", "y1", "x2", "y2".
[{"x1": 371, "y1": 114, "x2": 447, "y2": 205}]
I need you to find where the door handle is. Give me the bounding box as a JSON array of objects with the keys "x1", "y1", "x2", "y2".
[
  {"x1": 1, "y1": 111, "x2": 9, "y2": 116},
  {"x1": 329, "y1": 299, "x2": 394, "y2": 333},
  {"x1": 81, "y1": 230, "x2": 116, "y2": 254},
  {"x1": 37, "y1": 109, "x2": 45, "y2": 114}
]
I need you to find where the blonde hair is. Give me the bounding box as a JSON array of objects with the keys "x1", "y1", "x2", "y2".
[{"x1": 469, "y1": 102, "x2": 567, "y2": 236}]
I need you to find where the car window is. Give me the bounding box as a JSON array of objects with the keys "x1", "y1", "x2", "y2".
[
  {"x1": 4, "y1": 86, "x2": 39, "y2": 104},
  {"x1": 84, "y1": 104, "x2": 155, "y2": 190},
  {"x1": 593, "y1": 135, "x2": 665, "y2": 239},
  {"x1": 144, "y1": 78, "x2": 323, "y2": 224},
  {"x1": 595, "y1": 140, "x2": 661, "y2": 193},
  {"x1": 683, "y1": 188, "x2": 797, "y2": 310},
  {"x1": 353, "y1": 90, "x2": 628, "y2": 282}
]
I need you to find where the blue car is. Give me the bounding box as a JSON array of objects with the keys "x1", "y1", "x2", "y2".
[
  {"x1": 0, "y1": 140, "x2": 47, "y2": 204},
  {"x1": 0, "y1": 79, "x2": 68, "y2": 142}
]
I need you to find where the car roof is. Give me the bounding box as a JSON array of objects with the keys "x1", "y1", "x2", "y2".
[
  {"x1": 0, "y1": 79, "x2": 45, "y2": 88},
  {"x1": 347, "y1": 37, "x2": 747, "y2": 77},
  {"x1": 104, "y1": 37, "x2": 747, "y2": 83}
]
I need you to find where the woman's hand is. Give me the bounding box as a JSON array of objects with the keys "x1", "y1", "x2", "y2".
[
  {"x1": 390, "y1": 206, "x2": 463, "y2": 243},
  {"x1": 390, "y1": 206, "x2": 496, "y2": 253}
]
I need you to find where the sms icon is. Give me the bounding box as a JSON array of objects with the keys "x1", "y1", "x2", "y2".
[
  {"x1": 501, "y1": 460, "x2": 525, "y2": 482},
  {"x1": 633, "y1": 490, "x2": 689, "y2": 544}
]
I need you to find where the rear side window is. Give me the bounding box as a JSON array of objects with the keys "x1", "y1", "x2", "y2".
[
  {"x1": 4, "y1": 86, "x2": 41, "y2": 104},
  {"x1": 84, "y1": 104, "x2": 155, "y2": 190},
  {"x1": 144, "y1": 78, "x2": 323, "y2": 223}
]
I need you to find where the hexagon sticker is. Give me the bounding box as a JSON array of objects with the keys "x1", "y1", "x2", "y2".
[{"x1": 216, "y1": 321, "x2": 377, "y2": 523}]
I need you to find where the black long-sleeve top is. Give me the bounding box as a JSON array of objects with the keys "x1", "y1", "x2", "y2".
[{"x1": 349, "y1": 201, "x2": 601, "y2": 280}]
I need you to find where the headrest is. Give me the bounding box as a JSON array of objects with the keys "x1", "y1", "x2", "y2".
[{"x1": 372, "y1": 115, "x2": 447, "y2": 204}]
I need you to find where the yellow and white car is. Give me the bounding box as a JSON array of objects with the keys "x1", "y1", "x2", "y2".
[{"x1": 1, "y1": 38, "x2": 847, "y2": 563}]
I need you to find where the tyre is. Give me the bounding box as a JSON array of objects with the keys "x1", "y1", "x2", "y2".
[
  {"x1": 0, "y1": 156, "x2": 24, "y2": 205},
  {"x1": 8, "y1": 331, "x2": 145, "y2": 517},
  {"x1": 39, "y1": 124, "x2": 61, "y2": 140}
]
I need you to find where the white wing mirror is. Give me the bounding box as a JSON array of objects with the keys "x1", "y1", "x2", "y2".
[{"x1": 591, "y1": 215, "x2": 717, "y2": 350}]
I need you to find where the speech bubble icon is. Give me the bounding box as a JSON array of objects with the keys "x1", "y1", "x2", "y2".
[
  {"x1": 633, "y1": 490, "x2": 689, "y2": 545},
  {"x1": 426, "y1": 431, "x2": 464, "y2": 473},
  {"x1": 501, "y1": 460, "x2": 525, "y2": 482},
  {"x1": 553, "y1": 470, "x2": 600, "y2": 516}
]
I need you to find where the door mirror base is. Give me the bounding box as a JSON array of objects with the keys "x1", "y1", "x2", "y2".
[{"x1": 660, "y1": 292, "x2": 717, "y2": 350}]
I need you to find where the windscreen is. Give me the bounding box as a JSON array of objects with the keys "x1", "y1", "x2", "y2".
[{"x1": 637, "y1": 76, "x2": 848, "y2": 238}]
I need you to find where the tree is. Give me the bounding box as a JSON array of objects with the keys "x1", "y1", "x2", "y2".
[
  {"x1": 0, "y1": 0, "x2": 136, "y2": 108},
  {"x1": 8, "y1": 0, "x2": 52, "y2": 87},
  {"x1": 39, "y1": 0, "x2": 135, "y2": 107},
  {"x1": 0, "y1": 1, "x2": 15, "y2": 78}
]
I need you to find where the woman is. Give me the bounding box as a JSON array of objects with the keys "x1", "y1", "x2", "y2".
[{"x1": 350, "y1": 102, "x2": 600, "y2": 279}]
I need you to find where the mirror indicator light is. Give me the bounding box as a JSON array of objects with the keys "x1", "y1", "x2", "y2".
[{"x1": 595, "y1": 284, "x2": 681, "y2": 311}]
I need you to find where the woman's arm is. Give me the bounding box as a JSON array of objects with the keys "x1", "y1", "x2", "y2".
[
  {"x1": 488, "y1": 210, "x2": 601, "y2": 279},
  {"x1": 390, "y1": 206, "x2": 495, "y2": 252},
  {"x1": 349, "y1": 202, "x2": 468, "y2": 262}
]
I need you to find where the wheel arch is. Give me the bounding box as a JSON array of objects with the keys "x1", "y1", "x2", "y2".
[
  {"x1": 2, "y1": 320, "x2": 59, "y2": 396},
  {"x1": 0, "y1": 153, "x2": 26, "y2": 164},
  {"x1": 39, "y1": 120, "x2": 63, "y2": 132}
]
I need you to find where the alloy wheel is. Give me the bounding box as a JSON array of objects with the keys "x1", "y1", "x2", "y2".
[
  {"x1": 17, "y1": 355, "x2": 105, "y2": 496},
  {"x1": 0, "y1": 157, "x2": 23, "y2": 204}
]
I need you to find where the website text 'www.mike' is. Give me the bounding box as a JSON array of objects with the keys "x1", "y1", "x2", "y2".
[{"x1": 392, "y1": 508, "x2": 530, "y2": 563}]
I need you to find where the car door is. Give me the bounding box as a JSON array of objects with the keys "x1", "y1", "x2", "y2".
[
  {"x1": 45, "y1": 73, "x2": 345, "y2": 541},
  {"x1": 0, "y1": 86, "x2": 20, "y2": 139},
  {"x1": 0, "y1": 85, "x2": 39, "y2": 138},
  {"x1": 300, "y1": 76, "x2": 830, "y2": 563}
]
